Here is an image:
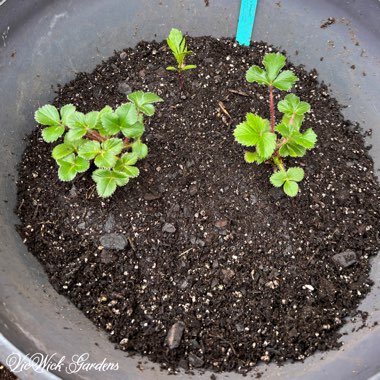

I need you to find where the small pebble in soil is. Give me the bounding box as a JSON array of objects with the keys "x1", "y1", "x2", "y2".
[
  {"x1": 332, "y1": 250, "x2": 357, "y2": 268},
  {"x1": 166, "y1": 321, "x2": 185, "y2": 349},
  {"x1": 162, "y1": 223, "x2": 176, "y2": 233},
  {"x1": 99, "y1": 233, "x2": 128, "y2": 251}
]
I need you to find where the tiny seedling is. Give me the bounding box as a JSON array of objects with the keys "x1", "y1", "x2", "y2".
[
  {"x1": 166, "y1": 28, "x2": 196, "y2": 89},
  {"x1": 34, "y1": 91, "x2": 163, "y2": 198},
  {"x1": 234, "y1": 52, "x2": 317, "y2": 197}
]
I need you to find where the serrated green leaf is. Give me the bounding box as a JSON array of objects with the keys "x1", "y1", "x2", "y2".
[
  {"x1": 293, "y1": 128, "x2": 317, "y2": 149},
  {"x1": 275, "y1": 123, "x2": 292, "y2": 137},
  {"x1": 139, "y1": 104, "x2": 155, "y2": 116},
  {"x1": 102, "y1": 138, "x2": 124, "y2": 155},
  {"x1": 63, "y1": 135, "x2": 85, "y2": 150},
  {"x1": 256, "y1": 132, "x2": 276, "y2": 159},
  {"x1": 95, "y1": 106, "x2": 113, "y2": 135},
  {"x1": 273, "y1": 70, "x2": 298, "y2": 91},
  {"x1": 283, "y1": 180, "x2": 299, "y2": 197},
  {"x1": 101, "y1": 112, "x2": 121, "y2": 135},
  {"x1": 94, "y1": 151, "x2": 118, "y2": 169},
  {"x1": 116, "y1": 103, "x2": 138, "y2": 128},
  {"x1": 244, "y1": 151, "x2": 257, "y2": 163},
  {"x1": 121, "y1": 121, "x2": 144, "y2": 138},
  {"x1": 35, "y1": 105, "x2": 60, "y2": 126},
  {"x1": 234, "y1": 113, "x2": 270, "y2": 147},
  {"x1": 131, "y1": 140, "x2": 148, "y2": 159},
  {"x1": 92, "y1": 169, "x2": 130, "y2": 198},
  {"x1": 41, "y1": 125, "x2": 65, "y2": 143},
  {"x1": 85, "y1": 111, "x2": 100, "y2": 130},
  {"x1": 245, "y1": 65, "x2": 269, "y2": 85},
  {"x1": 287, "y1": 167, "x2": 304, "y2": 182},
  {"x1": 127, "y1": 91, "x2": 163, "y2": 116},
  {"x1": 114, "y1": 155, "x2": 140, "y2": 177},
  {"x1": 278, "y1": 94, "x2": 310, "y2": 115},
  {"x1": 57, "y1": 154, "x2": 90, "y2": 181},
  {"x1": 279, "y1": 141, "x2": 306, "y2": 157},
  {"x1": 263, "y1": 53, "x2": 286, "y2": 82},
  {"x1": 66, "y1": 112, "x2": 88, "y2": 140},
  {"x1": 52, "y1": 143, "x2": 74, "y2": 160},
  {"x1": 283, "y1": 114, "x2": 304, "y2": 130},
  {"x1": 78, "y1": 140, "x2": 101, "y2": 160},
  {"x1": 270, "y1": 171, "x2": 287, "y2": 187},
  {"x1": 60, "y1": 104, "x2": 76, "y2": 125}
]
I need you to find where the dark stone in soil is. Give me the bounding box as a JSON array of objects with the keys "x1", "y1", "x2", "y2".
[
  {"x1": 188, "y1": 353, "x2": 204, "y2": 368},
  {"x1": 16, "y1": 37, "x2": 380, "y2": 374},
  {"x1": 332, "y1": 250, "x2": 357, "y2": 268}
]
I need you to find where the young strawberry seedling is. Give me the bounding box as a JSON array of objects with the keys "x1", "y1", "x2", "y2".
[
  {"x1": 234, "y1": 52, "x2": 317, "y2": 197},
  {"x1": 34, "y1": 91, "x2": 163, "y2": 198},
  {"x1": 166, "y1": 28, "x2": 196, "y2": 90}
]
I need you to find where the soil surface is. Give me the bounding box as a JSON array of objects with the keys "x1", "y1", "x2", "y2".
[
  {"x1": 0, "y1": 363, "x2": 18, "y2": 380},
  {"x1": 16, "y1": 37, "x2": 380, "y2": 374}
]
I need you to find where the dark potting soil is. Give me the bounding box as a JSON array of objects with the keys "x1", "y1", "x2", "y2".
[{"x1": 16, "y1": 37, "x2": 380, "y2": 374}]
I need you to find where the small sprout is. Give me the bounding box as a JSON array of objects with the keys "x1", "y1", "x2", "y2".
[
  {"x1": 234, "y1": 53, "x2": 317, "y2": 197},
  {"x1": 35, "y1": 91, "x2": 163, "y2": 198},
  {"x1": 166, "y1": 28, "x2": 196, "y2": 89}
]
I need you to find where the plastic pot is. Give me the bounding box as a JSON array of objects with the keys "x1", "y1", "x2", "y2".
[{"x1": 0, "y1": 1, "x2": 379, "y2": 379}]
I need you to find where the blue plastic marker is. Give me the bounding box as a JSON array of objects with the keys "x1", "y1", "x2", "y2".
[{"x1": 236, "y1": 0, "x2": 258, "y2": 46}]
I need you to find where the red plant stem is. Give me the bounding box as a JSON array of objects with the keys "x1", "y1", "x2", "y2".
[
  {"x1": 269, "y1": 85, "x2": 275, "y2": 133},
  {"x1": 85, "y1": 129, "x2": 106, "y2": 142}
]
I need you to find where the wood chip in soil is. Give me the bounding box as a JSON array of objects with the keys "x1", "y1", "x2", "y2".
[{"x1": 16, "y1": 37, "x2": 380, "y2": 375}]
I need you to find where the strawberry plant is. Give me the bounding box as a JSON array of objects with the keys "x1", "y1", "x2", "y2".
[
  {"x1": 234, "y1": 53, "x2": 317, "y2": 197},
  {"x1": 166, "y1": 28, "x2": 196, "y2": 89},
  {"x1": 34, "y1": 91, "x2": 163, "y2": 198}
]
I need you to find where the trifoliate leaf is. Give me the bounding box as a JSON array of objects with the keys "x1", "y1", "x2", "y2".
[
  {"x1": 116, "y1": 103, "x2": 138, "y2": 128},
  {"x1": 41, "y1": 125, "x2": 65, "y2": 143},
  {"x1": 183, "y1": 64, "x2": 197, "y2": 70},
  {"x1": 57, "y1": 154, "x2": 89, "y2": 182},
  {"x1": 35, "y1": 105, "x2": 60, "y2": 126},
  {"x1": 52, "y1": 143, "x2": 75, "y2": 160},
  {"x1": 293, "y1": 128, "x2": 317, "y2": 149},
  {"x1": 60, "y1": 104, "x2": 76, "y2": 125},
  {"x1": 283, "y1": 180, "x2": 299, "y2": 197},
  {"x1": 102, "y1": 138, "x2": 124, "y2": 156},
  {"x1": 273, "y1": 70, "x2": 298, "y2": 90},
  {"x1": 121, "y1": 121, "x2": 144, "y2": 138},
  {"x1": 278, "y1": 94, "x2": 310, "y2": 115},
  {"x1": 279, "y1": 141, "x2": 306, "y2": 157},
  {"x1": 270, "y1": 171, "x2": 287, "y2": 187},
  {"x1": 78, "y1": 141, "x2": 101, "y2": 160},
  {"x1": 245, "y1": 65, "x2": 269, "y2": 85},
  {"x1": 234, "y1": 113, "x2": 270, "y2": 147},
  {"x1": 131, "y1": 140, "x2": 148, "y2": 159},
  {"x1": 114, "y1": 153, "x2": 140, "y2": 178},
  {"x1": 127, "y1": 91, "x2": 163, "y2": 116},
  {"x1": 92, "y1": 169, "x2": 130, "y2": 198},
  {"x1": 101, "y1": 112, "x2": 121, "y2": 135},
  {"x1": 287, "y1": 167, "x2": 304, "y2": 182},
  {"x1": 66, "y1": 112, "x2": 88, "y2": 140},
  {"x1": 263, "y1": 53, "x2": 286, "y2": 82}
]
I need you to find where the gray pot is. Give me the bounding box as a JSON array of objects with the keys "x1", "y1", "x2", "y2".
[{"x1": 0, "y1": 1, "x2": 379, "y2": 379}]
